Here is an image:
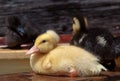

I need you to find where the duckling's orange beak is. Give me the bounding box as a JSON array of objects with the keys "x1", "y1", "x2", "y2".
[{"x1": 26, "y1": 46, "x2": 40, "y2": 55}]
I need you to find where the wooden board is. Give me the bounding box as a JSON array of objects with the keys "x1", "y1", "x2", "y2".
[
  {"x1": 0, "y1": 0, "x2": 120, "y2": 36},
  {"x1": 0, "y1": 49, "x2": 31, "y2": 74},
  {"x1": 0, "y1": 49, "x2": 28, "y2": 59},
  {"x1": 0, "y1": 71, "x2": 120, "y2": 81},
  {"x1": 115, "y1": 57, "x2": 120, "y2": 70},
  {"x1": 0, "y1": 59, "x2": 31, "y2": 74}
]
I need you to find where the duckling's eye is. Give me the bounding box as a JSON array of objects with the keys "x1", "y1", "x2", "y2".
[{"x1": 41, "y1": 40, "x2": 46, "y2": 43}]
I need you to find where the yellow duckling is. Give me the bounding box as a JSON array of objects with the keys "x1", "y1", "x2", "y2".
[{"x1": 26, "y1": 30, "x2": 107, "y2": 77}]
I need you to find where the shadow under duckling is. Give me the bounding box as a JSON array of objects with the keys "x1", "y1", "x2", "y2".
[{"x1": 26, "y1": 30, "x2": 107, "y2": 77}]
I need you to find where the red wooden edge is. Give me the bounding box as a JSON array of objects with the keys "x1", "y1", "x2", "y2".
[{"x1": 0, "y1": 33, "x2": 119, "y2": 47}]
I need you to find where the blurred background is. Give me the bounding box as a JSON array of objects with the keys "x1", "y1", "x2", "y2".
[{"x1": 0, "y1": 0, "x2": 120, "y2": 36}]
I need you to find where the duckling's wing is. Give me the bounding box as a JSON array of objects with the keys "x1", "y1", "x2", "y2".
[{"x1": 42, "y1": 58, "x2": 52, "y2": 70}]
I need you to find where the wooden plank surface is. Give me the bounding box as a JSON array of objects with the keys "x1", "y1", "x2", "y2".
[
  {"x1": 0, "y1": 59, "x2": 31, "y2": 74},
  {"x1": 0, "y1": 0, "x2": 120, "y2": 36},
  {"x1": 0, "y1": 71, "x2": 120, "y2": 81},
  {"x1": 0, "y1": 49, "x2": 28, "y2": 59}
]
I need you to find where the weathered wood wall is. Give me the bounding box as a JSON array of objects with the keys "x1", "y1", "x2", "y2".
[{"x1": 0, "y1": 0, "x2": 120, "y2": 36}]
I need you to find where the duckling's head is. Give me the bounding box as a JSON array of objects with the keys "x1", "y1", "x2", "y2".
[
  {"x1": 72, "y1": 17, "x2": 88, "y2": 35},
  {"x1": 26, "y1": 30, "x2": 60, "y2": 55}
]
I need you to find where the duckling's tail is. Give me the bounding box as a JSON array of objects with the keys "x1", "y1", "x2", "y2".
[{"x1": 90, "y1": 63, "x2": 107, "y2": 76}]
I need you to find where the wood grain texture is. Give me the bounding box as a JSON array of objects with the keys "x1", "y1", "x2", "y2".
[
  {"x1": 0, "y1": 59, "x2": 31, "y2": 74},
  {"x1": 0, "y1": 0, "x2": 120, "y2": 36},
  {"x1": 0, "y1": 49, "x2": 28, "y2": 59},
  {"x1": 0, "y1": 71, "x2": 120, "y2": 81}
]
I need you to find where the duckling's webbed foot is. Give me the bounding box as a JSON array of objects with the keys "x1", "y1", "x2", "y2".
[
  {"x1": 66, "y1": 66, "x2": 78, "y2": 77},
  {"x1": 51, "y1": 70, "x2": 78, "y2": 77},
  {"x1": 50, "y1": 67, "x2": 78, "y2": 77}
]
